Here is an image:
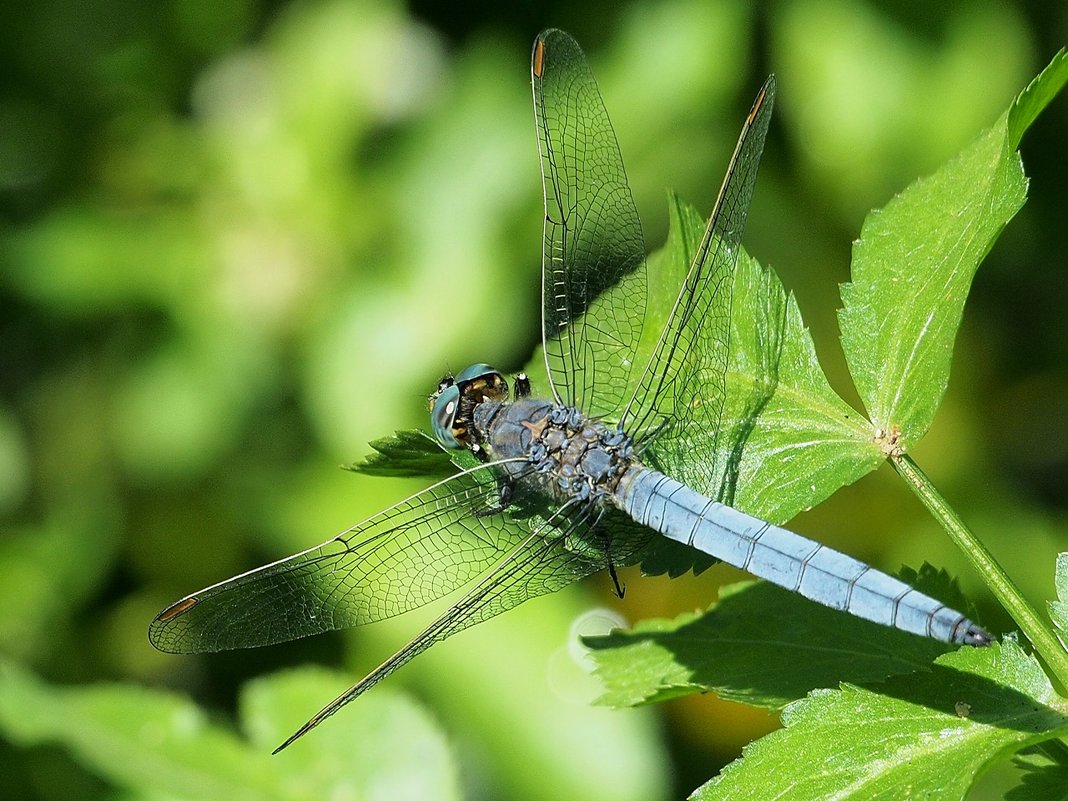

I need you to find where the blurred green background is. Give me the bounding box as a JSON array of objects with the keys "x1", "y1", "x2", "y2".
[{"x1": 1, "y1": 0, "x2": 1066, "y2": 799}]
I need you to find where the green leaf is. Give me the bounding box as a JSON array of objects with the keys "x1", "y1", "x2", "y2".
[
  {"x1": 347, "y1": 429, "x2": 468, "y2": 478},
  {"x1": 585, "y1": 578, "x2": 949, "y2": 709},
  {"x1": 0, "y1": 659, "x2": 266, "y2": 801},
  {"x1": 653, "y1": 195, "x2": 878, "y2": 525},
  {"x1": 1008, "y1": 752, "x2": 1068, "y2": 801},
  {"x1": 839, "y1": 50, "x2": 1068, "y2": 449},
  {"x1": 632, "y1": 533, "x2": 716, "y2": 579},
  {"x1": 693, "y1": 642, "x2": 1068, "y2": 801},
  {"x1": 1049, "y1": 552, "x2": 1068, "y2": 650},
  {"x1": 1007, "y1": 49, "x2": 1068, "y2": 149},
  {"x1": 720, "y1": 227, "x2": 878, "y2": 524},
  {"x1": 0, "y1": 660, "x2": 459, "y2": 800}
]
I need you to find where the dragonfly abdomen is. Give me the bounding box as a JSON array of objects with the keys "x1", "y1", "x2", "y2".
[{"x1": 617, "y1": 467, "x2": 992, "y2": 646}]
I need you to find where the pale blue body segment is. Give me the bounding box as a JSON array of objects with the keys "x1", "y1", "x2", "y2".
[{"x1": 619, "y1": 467, "x2": 985, "y2": 644}]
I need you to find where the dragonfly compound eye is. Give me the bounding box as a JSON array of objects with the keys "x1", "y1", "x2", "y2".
[
  {"x1": 430, "y1": 364, "x2": 510, "y2": 450},
  {"x1": 430, "y1": 384, "x2": 464, "y2": 449}
]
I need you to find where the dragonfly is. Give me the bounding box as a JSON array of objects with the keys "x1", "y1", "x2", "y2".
[{"x1": 150, "y1": 28, "x2": 991, "y2": 753}]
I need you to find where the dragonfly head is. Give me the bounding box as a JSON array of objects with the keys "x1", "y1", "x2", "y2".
[{"x1": 429, "y1": 364, "x2": 509, "y2": 449}]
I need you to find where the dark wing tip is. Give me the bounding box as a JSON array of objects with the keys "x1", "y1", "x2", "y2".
[
  {"x1": 148, "y1": 595, "x2": 200, "y2": 653},
  {"x1": 272, "y1": 728, "x2": 304, "y2": 755},
  {"x1": 273, "y1": 710, "x2": 327, "y2": 754}
]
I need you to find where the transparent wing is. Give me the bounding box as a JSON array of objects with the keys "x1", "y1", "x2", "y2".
[
  {"x1": 273, "y1": 500, "x2": 605, "y2": 752},
  {"x1": 149, "y1": 461, "x2": 554, "y2": 654},
  {"x1": 532, "y1": 28, "x2": 647, "y2": 418},
  {"x1": 619, "y1": 77, "x2": 775, "y2": 497}
]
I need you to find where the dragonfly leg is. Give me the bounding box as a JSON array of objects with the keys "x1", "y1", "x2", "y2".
[
  {"x1": 607, "y1": 559, "x2": 626, "y2": 599},
  {"x1": 590, "y1": 509, "x2": 626, "y2": 598}
]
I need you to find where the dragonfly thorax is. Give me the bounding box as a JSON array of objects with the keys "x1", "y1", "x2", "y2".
[
  {"x1": 430, "y1": 364, "x2": 637, "y2": 501},
  {"x1": 472, "y1": 396, "x2": 638, "y2": 504}
]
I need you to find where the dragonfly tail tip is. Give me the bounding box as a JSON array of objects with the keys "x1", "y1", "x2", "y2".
[{"x1": 962, "y1": 624, "x2": 995, "y2": 647}]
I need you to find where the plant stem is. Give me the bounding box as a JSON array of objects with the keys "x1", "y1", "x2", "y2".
[{"x1": 891, "y1": 453, "x2": 1068, "y2": 691}]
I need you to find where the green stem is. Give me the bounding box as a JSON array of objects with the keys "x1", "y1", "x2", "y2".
[{"x1": 891, "y1": 453, "x2": 1068, "y2": 690}]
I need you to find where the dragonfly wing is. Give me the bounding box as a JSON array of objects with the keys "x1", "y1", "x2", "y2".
[
  {"x1": 149, "y1": 461, "x2": 542, "y2": 654},
  {"x1": 532, "y1": 28, "x2": 647, "y2": 419},
  {"x1": 620, "y1": 77, "x2": 775, "y2": 497},
  {"x1": 274, "y1": 501, "x2": 605, "y2": 751}
]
